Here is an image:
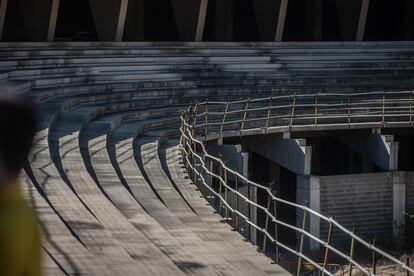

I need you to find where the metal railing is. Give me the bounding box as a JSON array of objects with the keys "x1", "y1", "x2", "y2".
[{"x1": 179, "y1": 91, "x2": 414, "y2": 276}]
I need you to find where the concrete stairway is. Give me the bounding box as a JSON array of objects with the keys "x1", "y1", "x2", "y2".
[{"x1": 3, "y1": 42, "x2": 414, "y2": 275}]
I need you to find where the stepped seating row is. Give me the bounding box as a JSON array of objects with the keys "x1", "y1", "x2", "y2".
[{"x1": 2, "y1": 42, "x2": 414, "y2": 275}]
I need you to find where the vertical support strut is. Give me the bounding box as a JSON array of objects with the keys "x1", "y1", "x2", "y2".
[
  {"x1": 290, "y1": 93, "x2": 297, "y2": 131},
  {"x1": 262, "y1": 192, "x2": 272, "y2": 253},
  {"x1": 192, "y1": 103, "x2": 199, "y2": 185},
  {"x1": 195, "y1": 0, "x2": 208, "y2": 42},
  {"x1": 220, "y1": 100, "x2": 229, "y2": 138},
  {"x1": 348, "y1": 227, "x2": 356, "y2": 276},
  {"x1": 275, "y1": 0, "x2": 289, "y2": 41},
  {"x1": 322, "y1": 219, "x2": 334, "y2": 276},
  {"x1": 116, "y1": 0, "x2": 129, "y2": 41},
  {"x1": 356, "y1": 0, "x2": 369, "y2": 41},
  {"x1": 0, "y1": 0, "x2": 8, "y2": 40},
  {"x1": 205, "y1": 99, "x2": 209, "y2": 139},
  {"x1": 47, "y1": 0, "x2": 60, "y2": 42},
  {"x1": 224, "y1": 164, "x2": 229, "y2": 221},
  {"x1": 240, "y1": 98, "x2": 250, "y2": 137},
  {"x1": 274, "y1": 190, "x2": 279, "y2": 264},
  {"x1": 296, "y1": 208, "x2": 308, "y2": 276},
  {"x1": 235, "y1": 172, "x2": 239, "y2": 231},
  {"x1": 265, "y1": 97, "x2": 273, "y2": 134},
  {"x1": 372, "y1": 236, "x2": 377, "y2": 275}
]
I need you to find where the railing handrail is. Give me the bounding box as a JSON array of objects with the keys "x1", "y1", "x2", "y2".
[{"x1": 180, "y1": 91, "x2": 414, "y2": 275}]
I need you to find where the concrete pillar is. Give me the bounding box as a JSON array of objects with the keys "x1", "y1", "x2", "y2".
[
  {"x1": 392, "y1": 172, "x2": 406, "y2": 238},
  {"x1": 296, "y1": 138, "x2": 312, "y2": 175},
  {"x1": 382, "y1": 135, "x2": 399, "y2": 171},
  {"x1": 47, "y1": 0, "x2": 59, "y2": 42},
  {"x1": 0, "y1": 0, "x2": 8, "y2": 40},
  {"x1": 115, "y1": 0, "x2": 129, "y2": 41},
  {"x1": 356, "y1": 0, "x2": 369, "y2": 41},
  {"x1": 275, "y1": 0, "x2": 288, "y2": 41},
  {"x1": 309, "y1": 176, "x2": 320, "y2": 251},
  {"x1": 195, "y1": 0, "x2": 208, "y2": 42}
]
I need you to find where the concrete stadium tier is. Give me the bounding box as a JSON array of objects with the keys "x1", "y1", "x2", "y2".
[{"x1": 1, "y1": 42, "x2": 414, "y2": 275}]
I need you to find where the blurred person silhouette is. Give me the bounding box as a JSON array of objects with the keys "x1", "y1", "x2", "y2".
[{"x1": 0, "y1": 96, "x2": 41, "y2": 276}]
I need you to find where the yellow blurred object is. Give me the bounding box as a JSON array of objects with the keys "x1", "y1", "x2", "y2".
[{"x1": 0, "y1": 184, "x2": 41, "y2": 276}]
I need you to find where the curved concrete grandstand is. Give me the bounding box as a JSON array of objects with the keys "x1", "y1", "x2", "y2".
[{"x1": 1, "y1": 42, "x2": 414, "y2": 275}]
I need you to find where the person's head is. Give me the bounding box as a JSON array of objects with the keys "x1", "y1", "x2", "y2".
[{"x1": 0, "y1": 97, "x2": 37, "y2": 186}]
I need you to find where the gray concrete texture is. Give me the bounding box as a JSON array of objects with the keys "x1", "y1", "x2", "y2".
[{"x1": 1, "y1": 42, "x2": 414, "y2": 274}]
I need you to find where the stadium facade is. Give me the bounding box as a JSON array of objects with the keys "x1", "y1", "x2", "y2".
[
  {"x1": 1, "y1": 0, "x2": 414, "y2": 275},
  {"x1": 0, "y1": 0, "x2": 413, "y2": 42}
]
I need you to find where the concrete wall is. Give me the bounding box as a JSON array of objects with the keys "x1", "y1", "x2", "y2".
[
  {"x1": 319, "y1": 172, "x2": 393, "y2": 246},
  {"x1": 407, "y1": 172, "x2": 414, "y2": 215}
]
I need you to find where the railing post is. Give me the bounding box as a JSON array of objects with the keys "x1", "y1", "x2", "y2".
[
  {"x1": 314, "y1": 94, "x2": 318, "y2": 129},
  {"x1": 322, "y1": 218, "x2": 334, "y2": 276},
  {"x1": 371, "y1": 236, "x2": 376, "y2": 275},
  {"x1": 220, "y1": 100, "x2": 229, "y2": 138},
  {"x1": 235, "y1": 171, "x2": 239, "y2": 231},
  {"x1": 265, "y1": 97, "x2": 273, "y2": 134},
  {"x1": 192, "y1": 103, "x2": 199, "y2": 185},
  {"x1": 296, "y1": 207, "x2": 308, "y2": 276},
  {"x1": 290, "y1": 93, "x2": 297, "y2": 131},
  {"x1": 274, "y1": 190, "x2": 279, "y2": 264},
  {"x1": 348, "y1": 227, "x2": 356, "y2": 276},
  {"x1": 205, "y1": 99, "x2": 209, "y2": 139},
  {"x1": 347, "y1": 92, "x2": 351, "y2": 128},
  {"x1": 219, "y1": 160, "x2": 223, "y2": 215},
  {"x1": 240, "y1": 97, "x2": 250, "y2": 137},
  {"x1": 224, "y1": 163, "x2": 229, "y2": 221},
  {"x1": 262, "y1": 190, "x2": 272, "y2": 253}
]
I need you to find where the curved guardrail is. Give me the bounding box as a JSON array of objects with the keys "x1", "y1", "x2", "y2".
[{"x1": 180, "y1": 91, "x2": 414, "y2": 276}]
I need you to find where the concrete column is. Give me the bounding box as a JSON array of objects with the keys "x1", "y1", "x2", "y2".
[
  {"x1": 0, "y1": 0, "x2": 7, "y2": 40},
  {"x1": 356, "y1": 0, "x2": 369, "y2": 41},
  {"x1": 241, "y1": 151, "x2": 256, "y2": 245},
  {"x1": 382, "y1": 135, "x2": 399, "y2": 171},
  {"x1": 296, "y1": 138, "x2": 312, "y2": 175},
  {"x1": 47, "y1": 0, "x2": 60, "y2": 42},
  {"x1": 195, "y1": 0, "x2": 208, "y2": 42},
  {"x1": 392, "y1": 172, "x2": 406, "y2": 238},
  {"x1": 115, "y1": 0, "x2": 129, "y2": 41},
  {"x1": 309, "y1": 176, "x2": 320, "y2": 251},
  {"x1": 275, "y1": 0, "x2": 288, "y2": 41}
]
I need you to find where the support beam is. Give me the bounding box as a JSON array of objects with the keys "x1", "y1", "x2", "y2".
[
  {"x1": 275, "y1": 0, "x2": 288, "y2": 41},
  {"x1": 0, "y1": 0, "x2": 7, "y2": 41},
  {"x1": 116, "y1": 0, "x2": 129, "y2": 41},
  {"x1": 356, "y1": 0, "x2": 369, "y2": 41},
  {"x1": 47, "y1": 0, "x2": 60, "y2": 42},
  {"x1": 195, "y1": 0, "x2": 208, "y2": 42}
]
